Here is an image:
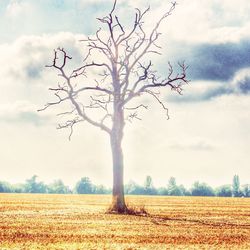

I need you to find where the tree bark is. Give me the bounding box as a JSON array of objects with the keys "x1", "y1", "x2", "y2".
[{"x1": 109, "y1": 106, "x2": 128, "y2": 213}]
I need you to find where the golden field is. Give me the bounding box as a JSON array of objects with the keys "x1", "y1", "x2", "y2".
[{"x1": 0, "y1": 194, "x2": 249, "y2": 249}]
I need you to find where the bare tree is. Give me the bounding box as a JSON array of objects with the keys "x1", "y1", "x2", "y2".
[{"x1": 39, "y1": 0, "x2": 188, "y2": 213}]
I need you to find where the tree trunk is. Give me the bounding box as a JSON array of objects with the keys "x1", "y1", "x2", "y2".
[{"x1": 109, "y1": 107, "x2": 128, "y2": 213}]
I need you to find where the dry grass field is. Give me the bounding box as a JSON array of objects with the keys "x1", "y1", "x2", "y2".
[{"x1": 0, "y1": 194, "x2": 249, "y2": 249}]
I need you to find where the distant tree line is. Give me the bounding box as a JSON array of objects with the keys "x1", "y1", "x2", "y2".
[
  {"x1": 124, "y1": 175, "x2": 250, "y2": 197},
  {"x1": 0, "y1": 175, "x2": 249, "y2": 197},
  {"x1": 0, "y1": 176, "x2": 111, "y2": 195}
]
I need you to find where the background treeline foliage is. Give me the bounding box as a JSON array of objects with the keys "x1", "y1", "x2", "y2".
[{"x1": 0, "y1": 175, "x2": 249, "y2": 197}]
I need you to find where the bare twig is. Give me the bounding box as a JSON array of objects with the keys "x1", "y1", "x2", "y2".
[{"x1": 40, "y1": 0, "x2": 188, "y2": 139}]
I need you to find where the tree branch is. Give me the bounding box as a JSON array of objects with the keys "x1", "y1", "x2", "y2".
[
  {"x1": 57, "y1": 117, "x2": 84, "y2": 140},
  {"x1": 144, "y1": 90, "x2": 170, "y2": 119},
  {"x1": 40, "y1": 0, "x2": 188, "y2": 140}
]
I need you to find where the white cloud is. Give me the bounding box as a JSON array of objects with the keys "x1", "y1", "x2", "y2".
[
  {"x1": 78, "y1": 0, "x2": 110, "y2": 7},
  {"x1": 6, "y1": 0, "x2": 30, "y2": 18},
  {"x1": 168, "y1": 140, "x2": 215, "y2": 151},
  {"x1": 0, "y1": 1, "x2": 250, "y2": 188},
  {"x1": 231, "y1": 68, "x2": 250, "y2": 93},
  {"x1": 77, "y1": 0, "x2": 160, "y2": 9},
  {"x1": 123, "y1": 93, "x2": 250, "y2": 187},
  {"x1": 0, "y1": 100, "x2": 36, "y2": 114},
  {"x1": 0, "y1": 32, "x2": 86, "y2": 105},
  {"x1": 0, "y1": 101, "x2": 47, "y2": 126},
  {"x1": 3, "y1": 0, "x2": 250, "y2": 45},
  {"x1": 165, "y1": 81, "x2": 228, "y2": 102},
  {"x1": 154, "y1": 0, "x2": 250, "y2": 44}
]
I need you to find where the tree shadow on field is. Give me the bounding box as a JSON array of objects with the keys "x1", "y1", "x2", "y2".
[
  {"x1": 106, "y1": 205, "x2": 250, "y2": 229},
  {"x1": 149, "y1": 215, "x2": 250, "y2": 228}
]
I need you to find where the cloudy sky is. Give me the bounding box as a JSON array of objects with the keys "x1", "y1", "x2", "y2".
[{"x1": 0, "y1": 0, "x2": 249, "y2": 189}]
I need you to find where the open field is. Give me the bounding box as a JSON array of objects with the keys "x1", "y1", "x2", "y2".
[{"x1": 0, "y1": 194, "x2": 249, "y2": 249}]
